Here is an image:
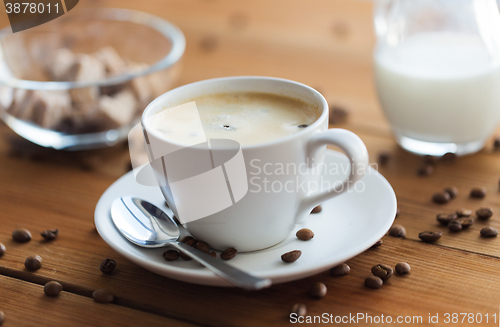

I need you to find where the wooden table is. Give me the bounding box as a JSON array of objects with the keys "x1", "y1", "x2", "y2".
[{"x1": 1, "y1": 0, "x2": 500, "y2": 326}]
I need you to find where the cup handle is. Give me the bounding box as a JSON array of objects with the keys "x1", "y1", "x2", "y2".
[{"x1": 295, "y1": 128, "x2": 369, "y2": 223}]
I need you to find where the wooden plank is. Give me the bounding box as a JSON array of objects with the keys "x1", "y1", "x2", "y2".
[{"x1": 0, "y1": 275, "x2": 197, "y2": 327}]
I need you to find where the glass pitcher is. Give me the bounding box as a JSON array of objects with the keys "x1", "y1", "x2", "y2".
[{"x1": 374, "y1": 0, "x2": 500, "y2": 156}]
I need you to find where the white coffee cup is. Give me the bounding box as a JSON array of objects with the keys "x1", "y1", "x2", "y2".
[{"x1": 141, "y1": 76, "x2": 369, "y2": 252}]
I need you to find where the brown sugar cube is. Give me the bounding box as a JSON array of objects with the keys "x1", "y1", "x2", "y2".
[
  {"x1": 31, "y1": 90, "x2": 71, "y2": 129},
  {"x1": 45, "y1": 48, "x2": 77, "y2": 81},
  {"x1": 93, "y1": 46, "x2": 127, "y2": 77},
  {"x1": 97, "y1": 89, "x2": 138, "y2": 128},
  {"x1": 69, "y1": 54, "x2": 106, "y2": 104}
]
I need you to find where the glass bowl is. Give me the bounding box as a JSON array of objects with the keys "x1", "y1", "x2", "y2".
[{"x1": 0, "y1": 8, "x2": 185, "y2": 150}]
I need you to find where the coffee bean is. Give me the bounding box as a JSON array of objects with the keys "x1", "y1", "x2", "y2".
[
  {"x1": 185, "y1": 239, "x2": 198, "y2": 247},
  {"x1": 378, "y1": 152, "x2": 391, "y2": 165},
  {"x1": 208, "y1": 251, "x2": 217, "y2": 258},
  {"x1": 388, "y1": 224, "x2": 406, "y2": 238},
  {"x1": 44, "y1": 281, "x2": 63, "y2": 297},
  {"x1": 221, "y1": 247, "x2": 237, "y2": 260},
  {"x1": 296, "y1": 228, "x2": 314, "y2": 241},
  {"x1": 441, "y1": 152, "x2": 457, "y2": 163},
  {"x1": 432, "y1": 192, "x2": 450, "y2": 204},
  {"x1": 163, "y1": 250, "x2": 179, "y2": 261},
  {"x1": 480, "y1": 227, "x2": 498, "y2": 237},
  {"x1": 99, "y1": 258, "x2": 116, "y2": 274},
  {"x1": 395, "y1": 262, "x2": 411, "y2": 275},
  {"x1": 459, "y1": 217, "x2": 474, "y2": 229},
  {"x1": 330, "y1": 263, "x2": 350, "y2": 276},
  {"x1": 418, "y1": 231, "x2": 442, "y2": 243},
  {"x1": 179, "y1": 251, "x2": 192, "y2": 261},
  {"x1": 444, "y1": 186, "x2": 458, "y2": 199},
  {"x1": 281, "y1": 250, "x2": 301, "y2": 263},
  {"x1": 423, "y1": 155, "x2": 436, "y2": 165},
  {"x1": 370, "y1": 239, "x2": 383, "y2": 248},
  {"x1": 417, "y1": 164, "x2": 433, "y2": 176},
  {"x1": 494, "y1": 137, "x2": 500, "y2": 150},
  {"x1": 329, "y1": 106, "x2": 348, "y2": 124},
  {"x1": 308, "y1": 282, "x2": 327, "y2": 299},
  {"x1": 311, "y1": 205, "x2": 322, "y2": 214},
  {"x1": 365, "y1": 276, "x2": 383, "y2": 289},
  {"x1": 476, "y1": 207, "x2": 493, "y2": 220},
  {"x1": 437, "y1": 213, "x2": 458, "y2": 226},
  {"x1": 41, "y1": 229, "x2": 59, "y2": 241},
  {"x1": 179, "y1": 236, "x2": 194, "y2": 243},
  {"x1": 195, "y1": 241, "x2": 210, "y2": 253},
  {"x1": 199, "y1": 35, "x2": 218, "y2": 52},
  {"x1": 298, "y1": 124, "x2": 308, "y2": 128},
  {"x1": 0, "y1": 310, "x2": 4, "y2": 326},
  {"x1": 12, "y1": 229, "x2": 31, "y2": 243},
  {"x1": 456, "y1": 208, "x2": 472, "y2": 217},
  {"x1": 470, "y1": 187, "x2": 487, "y2": 199},
  {"x1": 290, "y1": 303, "x2": 307, "y2": 317},
  {"x1": 93, "y1": 289, "x2": 114, "y2": 303},
  {"x1": 371, "y1": 263, "x2": 393, "y2": 281},
  {"x1": 448, "y1": 219, "x2": 462, "y2": 232},
  {"x1": 0, "y1": 243, "x2": 5, "y2": 257},
  {"x1": 25, "y1": 255, "x2": 42, "y2": 271}
]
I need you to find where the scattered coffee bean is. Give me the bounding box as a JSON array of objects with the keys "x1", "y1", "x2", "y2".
[
  {"x1": 378, "y1": 152, "x2": 391, "y2": 165},
  {"x1": 365, "y1": 276, "x2": 383, "y2": 289},
  {"x1": 371, "y1": 263, "x2": 393, "y2": 281},
  {"x1": 99, "y1": 258, "x2": 116, "y2": 274},
  {"x1": 329, "y1": 106, "x2": 348, "y2": 124},
  {"x1": 195, "y1": 241, "x2": 210, "y2": 253},
  {"x1": 41, "y1": 229, "x2": 59, "y2": 241},
  {"x1": 330, "y1": 263, "x2": 350, "y2": 276},
  {"x1": 480, "y1": 227, "x2": 498, "y2": 237},
  {"x1": 221, "y1": 247, "x2": 237, "y2": 260},
  {"x1": 93, "y1": 289, "x2": 114, "y2": 303},
  {"x1": 0, "y1": 243, "x2": 5, "y2": 257},
  {"x1": 494, "y1": 137, "x2": 500, "y2": 150},
  {"x1": 418, "y1": 231, "x2": 442, "y2": 243},
  {"x1": 0, "y1": 310, "x2": 3, "y2": 326},
  {"x1": 12, "y1": 229, "x2": 31, "y2": 243},
  {"x1": 208, "y1": 251, "x2": 217, "y2": 258},
  {"x1": 290, "y1": 303, "x2": 307, "y2": 317},
  {"x1": 441, "y1": 152, "x2": 457, "y2": 163},
  {"x1": 448, "y1": 219, "x2": 462, "y2": 232},
  {"x1": 44, "y1": 281, "x2": 63, "y2": 297},
  {"x1": 370, "y1": 239, "x2": 383, "y2": 248},
  {"x1": 185, "y1": 239, "x2": 198, "y2": 247},
  {"x1": 163, "y1": 250, "x2": 179, "y2": 261},
  {"x1": 456, "y1": 208, "x2": 472, "y2": 217},
  {"x1": 298, "y1": 124, "x2": 308, "y2": 128},
  {"x1": 179, "y1": 252, "x2": 192, "y2": 261},
  {"x1": 311, "y1": 205, "x2": 322, "y2": 214},
  {"x1": 432, "y1": 192, "x2": 450, "y2": 204},
  {"x1": 459, "y1": 217, "x2": 474, "y2": 229},
  {"x1": 308, "y1": 282, "x2": 327, "y2": 299},
  {"x1": 179, "y1": 236, "x2": 194, "y2": 243},
  {"x1": 388, "y1": 224, "x2": 406, "y2": 238},
  {"x1": 296, "y1": 228, "x2": 314, "y2": 241},
  {"x1": 25, "y1": 255, "x2": 42, "y2": 271},
  {"x1": 470, "y1": 187, "x2": 487, "y2": 199},
  {"x1": 281, "y1": 250, "x2": 301, "y2": 263},
  {"x1": 444, "y1": 186, "x2": 458, "y2": 199},
  {"x1": 417, "y1": 164, "x2": 433, "y2": 176},
  {"x1": 476, "y1": 207, "x2": 493, "y2": 220},
  {"x1": 395, "y1": 262, "x2": 411, "y2": 275},
  {"x1": 199, "y1": 35, "x2": 218, "y2": 52},
  {"x1": 437, "y1": 213, "x2": 458, "y2": 226}
]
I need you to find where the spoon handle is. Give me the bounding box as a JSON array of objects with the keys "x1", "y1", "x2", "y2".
[{"x1": 171, "y1": 242, "x2": 272, "y2": 290}]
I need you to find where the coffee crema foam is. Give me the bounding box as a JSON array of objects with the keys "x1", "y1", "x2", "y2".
[{"x1": 150, "y1": 92, "x2": 320, "y2": 146}]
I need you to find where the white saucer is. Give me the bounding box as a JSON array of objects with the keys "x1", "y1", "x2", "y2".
[{"x1": 95, "y1": 150, "x2": 397, "y2": 287}]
